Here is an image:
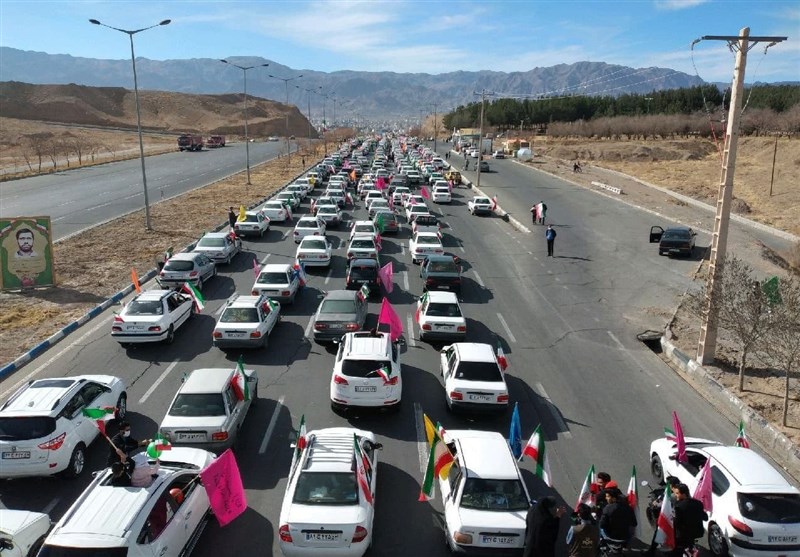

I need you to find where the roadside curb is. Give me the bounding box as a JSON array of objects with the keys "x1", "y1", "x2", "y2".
[
  {"x1": 0, "y1": 162, "x2": 315, "y2": 381},
  {"x1": 459, "y1": 175, "x2": 532, "y2": 234},
  {"x1": 659, "y1": 333, "x2": 800, "y2": 481}
]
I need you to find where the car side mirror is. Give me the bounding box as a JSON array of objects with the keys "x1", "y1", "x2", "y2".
[
  {"x1": 0, "y1": 539, "x2": 15, "y2": 551},
  {"x1": 373, "y1": 443, "x2": 384, "y2": 450}
]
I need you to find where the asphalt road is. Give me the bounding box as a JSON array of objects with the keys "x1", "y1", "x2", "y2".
[
  {"x1": 0, "y1": 151, "x2": 788, "y2": 556},
  {"x1": 0, "y1": 141, "x2": 293, "y2": 240}
]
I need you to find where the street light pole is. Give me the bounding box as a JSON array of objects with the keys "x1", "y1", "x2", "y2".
[
  {"x1": 220, "y1": 60, "x2": 269, "y2": 185},
  {"x1": 268, "y1": 73, "x2": 303, "y2": 162},
  {"x1": 89, "y1": 18, "x2": 171, "y2": 231}
]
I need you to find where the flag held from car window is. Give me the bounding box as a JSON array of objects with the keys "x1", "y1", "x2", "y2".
[
  {"x1": 734, "y1": 420, "x2": 750, "y2": 448},
  {"x1": 182, "y1": 282, "x2": 205, "y2": 312},
  {"x1": 664, "y1": 411, "x2": 687, "y2": 463},
  {"x1": 82, "y1": 406, "x2": 116, "y2": 436},
  {"x1": 508, "y1": 402, "x2": 522, "y2": 459},
  {"x1": 230, "y1": 356, "x2": 250, "y2": 401},
  {"x1": 378, "y1": 298, "x2": 403, "y2": 342},
  {"x1": 200, "y1": 449, "x2": 248, "y2": 527},
  {"x1": 378, "y1": 261, "x2": 393, "y2": 294}
]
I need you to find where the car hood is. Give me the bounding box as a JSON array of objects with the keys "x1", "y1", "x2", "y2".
[
  {"x1": 456, "y1": 507, "x2": 527, "y2": 532},
  {"x1": 0, "y1": 509, "x2": 50, "y2": 537},
  {"x1": 161, "y1": 415, "x2": 227, "y2": 430},
  {"x1": 286, "y1": 503, "x2": 367, "y2": 527}
]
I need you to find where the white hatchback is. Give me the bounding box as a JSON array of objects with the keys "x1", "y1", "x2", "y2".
[
  {"x1": 296, "y1": 236, "x2": 332, "y2": 267},
  {"x1": 263, "y1": 200, "x2": 293, "y2": 222},
  {"x1": 330, "y1": 331, "x2": 402, "y2": 412}
]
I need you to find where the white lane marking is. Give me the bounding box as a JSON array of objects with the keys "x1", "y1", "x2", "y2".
[
  {"x1": 259, "y1": 394, "x2": 286, "y2": 454},
  {"x1": 555, "y1": 277, "x2": 561, "y2": 282},
  {"x1": 402, "y1": 270, "x2": 409, "y2": 291},
  {"x1": 459, "y1": 245, "x2": 465, "y2": 253},
  {"x1": 304, "y1": 317, "x2": 314, "y2": 340},
  {"x1": 281, "y1": 230, "x2": 290, "y2": 240},
  {"x1": 496, "y1": 313, "x2": 517, "y2": 344},
  {"x1": 563, "y1": 285, "x2": 569, "y2": 290},
  {"x1": 42, "y1": 497, "x2": 61, "y2": 515},
  {"x1": 325, "y1": 269, "x2": 332, "y2": 284},
  {"x1": 535, "y1": 382, "x2": 573, "y2": 439},
  {"x1": 0, "y1": 316, "x2": 113, "y2": 399},
  {"x1": 413, "y1": 402, "x2": 431, "y2": 479},
  {"x1": 401, "y1": 244, "x2": 405, "y2": 256},
  {"x1": 260, "y1": 253, "x2": 272, "y2": 265},
  {"x1": 607, "y1": 331, "x2": 626, "y2": 351},
  {"x1": 139, "y1": 359, "x2": 180, "y2": 404},
  {"x1": 406, "y1": 314, "x2": 416, "y2": 347},
  {"x1": 528, "y1": 251, "x2": 533, "y2": 255},
  {"x1": 533, "y1": 255, "x2": 538, "y2": 260},
  {"x1": 473, "y1": 271, "x2": 485, "y2": 289}
]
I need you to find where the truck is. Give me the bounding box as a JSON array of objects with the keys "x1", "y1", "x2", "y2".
[
  {"x1": 207, "y1": 135, "x2": 226, "y2": 148},
  {"x1": 177, "y1": 134, "x2": 204, "y2": 152}
]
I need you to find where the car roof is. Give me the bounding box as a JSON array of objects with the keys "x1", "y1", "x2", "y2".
[
  {"x1": 375, "y1": 211, "x2": 396, "y2": 220},
  {"x1": 168, "y1": 252, "x2": 202, "y2": 262},
  {"x1": 350, "y1": 235, "x2": 375, "y2": 242},
  {"x1": 452, "y1": 342, "x2": 496, "y2": 362},
  {"x1": 263, "y1": 263, "x2": 291, "y2": 272},
  {"x1": 354, "y1": 220, "x2": 374, "y2": 227},
  {"x1": 448, "y1": 430, "x2": 520, "y2": 479},
  {"x1": 703, "y1": 445, "x2": 797, "y2": 489},
  {"x1": 324, "y1": 290, "x2": 356, "y2": 301},
  {"x1": 344, "y1": 331, "x2": 390, "y2": 358},
  {"x1": 133, "y1": 290, "x2": 171, "y2": 301},
  {"x1": 303, "y1": 428, "x2": 371, "y2": 473},
  {"x1": 226, "y1": 295, "x2": 262, "y2": 309},
  {"x1": 297, "y1": 217, "x2": 320, "y2": 224},
  {"x1": 201, "y1": 232, "x2": 228, "y2": 239},
  {"x1": 415, "y1": 232, "x2": 440, "y2": 239},
  {"x1": 350, "y1": 258, "x2": 378, "y2": 268},
  {"x1": 181, "y1": 368, "x2": 235, "y2": 394},
  {"x1": 2, "y1": 375, "x2": 114, "y2": 415},
  {"x1": 426, "y1": 291, "x2": 459, "y2": 303}
]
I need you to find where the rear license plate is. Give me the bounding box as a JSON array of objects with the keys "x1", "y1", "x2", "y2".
[
  {"x1": 178, "y1": 433, "x2": 206, "y2": 441},
  {"x1": 129, "y1": 325, "x2": 146, "y2": 331},
  {"x1": 769, "y1": 536, "x2": 798, "y2": 543},
  {"x1": 226, "y1": 332, "x2": 247, "y2": 338},
  {"x1": 355, "y1": 386, "x2": 377, "y2": 392},
  {"x1": 482, "y1": 536, "x2": 514, "y2": 545},
  {"x1": 305, "y1": 532, "x2": 340, "y2": 542},
  {"x1": 469, "y1": 394, "x2": 492, "y2": 402},
  {"x1": 2, "y1": 451, "x2": 31, "y2": 459},
  {"x1": 435, "y1": 324, "x2": 453, "y2": 330}
]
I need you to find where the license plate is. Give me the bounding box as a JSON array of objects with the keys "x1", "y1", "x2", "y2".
[
  {"x1": 177, "y1": 433, "x2": 206, "y2": 441},
  {"x1": 226, "y1": 332, "x2": 246, "y2": 338},
  {"x1": 769, "y1": 536, "x2": 798, "y2": 543},
  {"x1": 435, "y1": 324, "x2": 453, "y2": 330},
  {"x1": 128, "y1": 325, "x2": 146, "y2": 331},
  {"x1": 305, "y1": 533, "x2": 340, "y2": 542},
  {"x1": 355, "y1": 386, "x2": 377, "y2": 392},
  {"x1": 482, "y1": 536, "x2": 514, "y2": 545},
  {"x1": 2, "y1": 451, "x2": 30, "y2": 459},
  {"x1": 469, "y1": 394, "x2": 492, "y2": 402}
]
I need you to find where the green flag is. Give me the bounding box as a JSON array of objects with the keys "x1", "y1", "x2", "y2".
[
  {"x1": 762, "y1": 276, "x2": 781, "y2": 306},
  {"x1": 375, "y1": 212, "x2": 386, "y2": 233}
]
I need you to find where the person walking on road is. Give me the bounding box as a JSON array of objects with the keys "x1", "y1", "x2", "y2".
[
  {"x1": 228, "y1": 207, "x2": 237, "y2": 230},
  {"x1": 537, "y1": 201, "x2": 548, "y2": 225},
  {"x1": 530, "y1": 203, "x2": 539, "y2": 225},
  {"x1": 545, "y1": 224, "x2": 557, "y2": 257},
  {"x1": 671, "y1": 483, "x2": 707, "y2": 557},
  {"x1": 523, "y1": 496, "x2": 566, "y2": 557},
  {"x1": 464, "y1": 158, "x2": 469, "y2": 171}
]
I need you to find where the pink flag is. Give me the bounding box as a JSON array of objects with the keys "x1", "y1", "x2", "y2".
[
  {"x1": 491, "y1": 195, "x2": 498, "y2": 211},
  {"x1": 199, "y1": 449, "x2": 247, "y2": 527},
  {"x1": 378, "y1": 261, "x2": 394, "y2": 294},
  {"x1": 310, "y1": 198, "x2": 317, "y2": 214},
  {"x1": 375, "y1": 232, "x2": 382, "y2": 250},
  {"x1": 376, "y1": 177, "x2": 386, "y2": 190},
  {"x1": 409, "y1": 196, "x2": 417, "y2": 205},
  {"x1": 671, "y1": 411, "x2": 687, "y2": 463},
  {"x1": 378, "y1": 298, "x2": 403, "y2": 342},
  {"x1": 420, "y1": 186, "x2": 430, "y2": 199},
  {"x1": 693, "y1": 459, "x2": 713, "y2": 513},
  {"x1": 253, "y1": 258, "x2": 261, "y2": 278}
]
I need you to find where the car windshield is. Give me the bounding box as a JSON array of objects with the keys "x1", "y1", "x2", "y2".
[
  {"x1": 426, "y1": 302, "x2": 462, "y2": 318},
  {"x1": 298, "y1": 220, "x2": 318, "y2": 228},
  {"x1": 417, "y1": 236, "x2": 440, "y2": 245},
  {"x1": 428, "y1": 260, "x2": 457, "y2": 273},
  {"x1": 319, "y1": 207, "x2": 336, "y2": 214},
  {"x1": 0, "y1": 416, "x2": 56, "y2": 441},
  {"x1": 455, "y1": 361, "x2": 503, "y2": 382},
  {"x1": 664, "y1": 229, "x2": 691, "y2": 239},
  {"x1": 303, "y1": 240, "x2": 328, "y2": 250},
  {"x1": 354, "y1": 225, "x2": 374, "y2": 234},
  {"x1": 351, "y1": 239, "x2": 374, "y2": 249},
  {"x1": 265, "y1": 202, "x2": 283, "y2": 209},
  {"x1": 168, "y1": 393, "x2": 226, "y2": 417},
  {"x1": 737, "y1": 492, "x2": 800, "y2": 524},
  {"x1": 350, "y1": 266, "x2": 377, "y2": 279},
  {"x1": 197, "y1": 237, "x2": 226, "y2": 248},
  {"x1": 163, "y1": 260, "x2": 194, "y2": 272},
  {"x1": 278, "y1": 193, "x2": 293, "y2": 199},
  {"x1": 257, "y1": 272, "x2": 288, "y2": 284},
  {"x1": 293, "y1": 472, "x2": 358, "y2": 505},
  {"x1": 37, "y1": 547, "x2": 128, "y2": 557},
  {"x1": 475, "y1": 198, "x2": 490, "y2": 204},
  {"x1": 460, "y1": 478, "x2": 529, "y2": 511},
  {"x1": 126, "y1": 300, "x2": 163, "y2": 316},
  {"x1": 372, "y1": 201, "x2": 388, "y2": 208},
  {"x1": 341, "y1": 359, "x2": 390, "y2": 378},
  {"x1": 320, "y1": 300, "x2": 356, "y2": 314},
  {"x1": 244, "y1": 214, "x2": 261, "y2": 223},
  {"x1": 220, "y1": 307, "x2": 259, "y2": 323}
]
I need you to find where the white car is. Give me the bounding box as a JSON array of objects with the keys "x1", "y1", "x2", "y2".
[
  {"x1": 293, "y1": 217, "x2": 327, "y2": 243},
  {"x1": 156, "y1": 252, "x2": 216, "y2": 291},
  {"x1": 404, "y1": 195, "x2": 426, "y2": 209},
  {"x1": 235, "y1": 209, "x2": 271, "y2": 237},
  {"x1": 406, "y1": 204, "x2": 430, "y2": 223},
  {"x1": 416, "y1": 291, "x2": 466, "y2": 342},
  {"x1": 0, "y1": 510, "x2": 51, "y2": 557},
  {"x1": 492, "y1": 150, "x2": 506, "y2": 159},
  {"x1": 347, "y1": 235, "x2": 379, "y2": 261},
  {"x1": 391, "y1": 187, "x2": 411, "y2": 205},
  {"x1": 364, "y1": 191, "x2": 384, "y2": 208},
  {"x1": 286, "y1": 184, "x2": 308, "y2": 201},
  {"x1": 296, "y1": 236, "x2": 332, "y2": 267},
  {"x1": 294, "y1": 178, "x2": 315, "y2": 194},
  {"x1": 468, "y1": 196, "x2": 493, "y2": 215},
  {"x1": 316, "y1": 205, "x2": 342, "y2": 228},
  {"x1": 252, "y1": 263, "x2": 301, "y2": 303},
  {"x1": 213, "y1": 293, "x2": 281, "y2": 349},
  {"x1": 439, "y1": 430, "x2": 531, "y2": 554},
  {"x1": 279, "y1": 427, "x2": 380, "y2": 556},
  {"x1": 193, "y1": 232, "x2": 241, "y2": 264},
  {"x1": 112, "y1": 289, "x2": 195, "y2": 346},
  {"x1": 649, "y1": 436, "x2": 800, "y2": 557},
  {"x1": 160, "y1": 367, "x2": 257, "y2": 453},
  {"x1": 432, "y1": 185, "x2": 452, "y2": 204},
  {"x1": 367, "y1": 200, "x2": 391, "y2": 219},
  {"x1": 0, "y1": 375, "x2": 127, "y2": 479},
  {"x1": 276, "y1": 191, "x2": 301, "y2": 211},
  {"x1": 349, "y1": 220, "x2": 378, "y2": 243},
  {"x1": 40, "y1": 447, "x2": 215, "y2": 557},
  {"x1": 440, "y1": 343, "x2": 509, "y2": 414},
  {"x1": 263, "y1": 199, "x2": 293, "y2": 222},
  {"x1": 410, "y1": 231, "x2": 444, "y2": 264},
  {"x1": 330, "y1": 331, "x2": 402, "y2": 411}
]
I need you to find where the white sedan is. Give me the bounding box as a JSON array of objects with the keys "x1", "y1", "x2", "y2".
[
  {"x1": 410, "y1": 232, "x2": 444, "y2": 264},
  {"x1": 193, "y1": 232, "x2": 241, "y2": 265},
  {"x1": 316, "y1": 205, "x2": 342, "y2": 228},
  {"x1": 467, "y1": 196, "x2": 493, "y2": 215},
  {"x1": 416, "y1": 291, "x2": 466, "y2": 341},
  {"x1": 112, "y1": 289, "x2": 194, "y2": 345},
  {"x1": 349, "y1": 220, "x2": 378, "y2": 242},
  {"x1": 296, "y1": 236, "x2": 332, "y2": 267},
  {"x1": 262, "y1": 200, "x2": 293, "y2": 222},
  {"x1": 347, "y1": 235, "x2": 379, "y2": 261},
  {"x1": 404, "y1": 195, "x2": 426, "y2": 209},
  {"x1": 0, "y1": 509, "x2": 51, "y2": 557},
  {"x1": 432, "y1": 185, "x2": 451, "y2": 204},
  {"x1": 406, "y1": 204, "x2": 430, "y2": 223},
  {"x1": 293, "y1": 217, "x2": 327, "y2": 243},
  {"x1": 235, "y1": 210, "x2": 271, "y2": 237}
]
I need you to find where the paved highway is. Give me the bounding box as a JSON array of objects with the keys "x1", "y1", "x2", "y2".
[
  {"x1": 0, "y1": 149, "x2": 784, "y2": 556},
  {"x1": 0, "y1": 141, "x2": 292, "y2": 240}
]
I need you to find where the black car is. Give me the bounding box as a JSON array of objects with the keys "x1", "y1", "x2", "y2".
[
  {"x1": 650, "y1": 226, "x2": 697, "y2": 257},
  {"x1": 346, "y1": 258, "x2": 380, "y2": 294},
  {"x1": 420, "y1": 254, "x2": 462, "y2": 293}
]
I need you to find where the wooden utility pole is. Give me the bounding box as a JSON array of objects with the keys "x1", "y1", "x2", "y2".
[{"x1": 697, "y1": 28, "x2": 787, "y2": 365}]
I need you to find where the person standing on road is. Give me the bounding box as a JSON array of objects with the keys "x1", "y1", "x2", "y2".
[
  {"x1": 671, "y1": 483, "x2": 707, "y2": 557},
  {"x1": 538, "y1": 201, "x2": 548, "y2": 225},
  {"x1": 545, "y1": 225, "x2": 557, "y2": 257},
  {"x1": 523, "y1": 496, "x2": 567, "y2": 557},
  {"x1": 530, "y1": 203, "x2": 539, "y2": 225},
  {"x1": 228, "y1": 207, "x2": 237, "y2": 230},
  {"x1": 566, "y1": 503, "x2": 600, "y2": 557}
]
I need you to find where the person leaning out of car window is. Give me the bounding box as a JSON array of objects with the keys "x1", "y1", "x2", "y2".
[{"x1": 107, "y1": 421, "x2": 150, "y2": 466}]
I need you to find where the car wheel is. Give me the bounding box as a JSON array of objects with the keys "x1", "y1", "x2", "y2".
[
  {"x1": 63, "y1": 443, "x2": 86, "y2": 478},
  {"x1": 708, "y1": 523, "x2": 730, "y2": 557},
  {"x1": 27, "y1": 536, "x2": 46, "y2": 557},
  {"x1": 196, "y1": 278, "x2": 203, "y2": 292},
  {"x1": 115, "y1": 393, "x2": 128, "y2": 420},
  {"x1": 650, "y1": 453, "x2": 664, "y2": 483},
  {"x1": 165, "y1": 325, "x2": 175, "y2": 345},
  {"x1": 658, "y1": 250, "x2": 665, "y2": 256}
]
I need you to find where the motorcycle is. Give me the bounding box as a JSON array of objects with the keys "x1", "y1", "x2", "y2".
[
  {"x1": 642, "y1": 479, "x2": 666, "y2": 527},
  {"x1": 599, "y1": 536, "x2": 626, "y2": 556}
]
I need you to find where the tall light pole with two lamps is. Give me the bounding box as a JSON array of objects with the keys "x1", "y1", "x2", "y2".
[
  {"x1": 296, "y1": 85, "x2": 323, "y2": 141},
  {"x1": 220, "y1": 60, "x2": 269, "y2": 186},
  {"x1": 89, "y1": 18, "x2": 171, "y2": 231},
  {"x1": 268, "y1": 73, "x2": 303, "y2": 161}
]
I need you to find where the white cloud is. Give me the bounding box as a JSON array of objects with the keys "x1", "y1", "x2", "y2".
[{"x1": 654, "y1": 0, "x2": 710, "y2": 10}]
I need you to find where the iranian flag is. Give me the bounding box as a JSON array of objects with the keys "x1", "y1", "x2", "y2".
[
  {"x1": 521, "y1": 424, "x2": 552, "y2": 487},
  {"x1": 655, "y1": 481, "x2": 675, "y2": 549},
  {"x1": 419, "y1": 429, "x2": 455, "y2": 501},
  {"x1": 415, "y1": 291, "x2": 429, "y2": 322},
  {"x1": 734, "y1": 420, "x2": 750, "y2": 448},
  {"x1": 496, "y1": 342, "x2": 508, "y2": 371},
  {"x1": 230, "y1": 356, "x2": 250, "y2": 401},
  {"x1": 358, "y1": 284, "x2": 370, "y2": 302},
  {"x1": 353, "y1": 435, "x2": 374, "y2": 505},
  {"x1": 182, "y1": 282, "x2": 205, "y2": 311},
  {"x1": 627, "y1": 465, "x2": 641, "y2": 537},
  {"x1": 294, "y1": 414, "x2": 308, "y2": 461},
  {"x1": 575, "y1": 464, "x2": 596, "y2": 511},
  {"x1": 373, "y1": 364, "x2": 393, "y2": 384},
  {"x1": 82, "y1": 406, "x2": 117, "y2": 436}
]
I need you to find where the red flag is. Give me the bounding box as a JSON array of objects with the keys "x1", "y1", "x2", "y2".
[
  {"x1": 345, "y1": 192, "x2": 354, "y2": 206},
  {"x1": 375, "y1": 232, "x2": 382, "y2": 250},
  {"x1": 656, "y1": 486, "x2": 675, "y2": 548},
  {"x1": 627, "y1": 465, "x2": 641, "y2": 538},
  {"x1": 420, "y1": 186, "x2": 430, "y2": 199},
  {"x1": 378, "y1": 298, "x2": 403, "y2": 342},
  {"x1": 199, "y1": 449, "x2": 247, "y2": 527},
  {"x1": 496, "y1": 342, "x2": 508, "y2": 371},
  {"x1": 378, "y1": 261, "x2": 394, "y2": 294},
  {"x1": 376, "y1": 177, "x2": 386, "y2": 190},
  {"x1": 693, "y1": 459, "x2": 713, "y2": 513},
  {"x1": 491, "y1": 195, "x2": 498, "y2": 211},
  {"x1": 310, "y1": 198, "x2": 317, "y2": 214}
]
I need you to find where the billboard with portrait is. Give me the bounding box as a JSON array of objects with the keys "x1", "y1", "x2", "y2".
[{"x1": 0, "y1": 217, "x2": 55, "y2": 290}]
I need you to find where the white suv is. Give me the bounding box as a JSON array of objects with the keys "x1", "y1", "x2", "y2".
[
  {"x1": 0, "y1": 375, "x2": 127, "y2": 479},
  {"x1": 440, "y1": 343, "x2": 509, "y2": 414},
  {"x1": 439, "y1": 430, "x2": 531, "y2": 554},
  {"x1": 330, "y1": 331, "x2": 402, "y2": 412}
]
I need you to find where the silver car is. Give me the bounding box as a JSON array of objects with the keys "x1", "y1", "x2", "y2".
[
  {"x1": 157, "y1": 252, "x2": 216, "y2": 291},
  {"x1": 193, "y1": 232, "x2": 242, "y2": 265}
]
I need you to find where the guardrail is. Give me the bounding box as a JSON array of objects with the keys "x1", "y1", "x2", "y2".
[{"x1": 591, "y1": 180, "x2": 623, "y2": 195}]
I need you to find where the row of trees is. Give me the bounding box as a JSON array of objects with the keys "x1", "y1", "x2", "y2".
[
  {"x1": 443, "y1": 84, "x2": 800, "y2": 134},
  {"x1": 688, "y1": 256, "x2": 800, "y2": 426},
  {"x1": 15, "y1": 132, "x2": 135, "y2": 174}
]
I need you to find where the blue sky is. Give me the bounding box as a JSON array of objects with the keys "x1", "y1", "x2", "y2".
[{"x1": 1, "y1": 0, "x2": 798, "y2": 83}]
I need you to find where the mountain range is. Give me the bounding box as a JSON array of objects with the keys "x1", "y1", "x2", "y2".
[{"x1": 0, "y1": 47, "x2": 706, "y2": 120}]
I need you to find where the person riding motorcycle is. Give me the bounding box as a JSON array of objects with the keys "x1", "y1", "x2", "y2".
[{"x1": 599, "y1": 488, "x2": 637, "y2": 546}]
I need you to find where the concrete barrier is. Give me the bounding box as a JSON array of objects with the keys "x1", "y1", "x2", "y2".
[{"x1": 591, "y1": 180, "x2": 623, "y2": 195}]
